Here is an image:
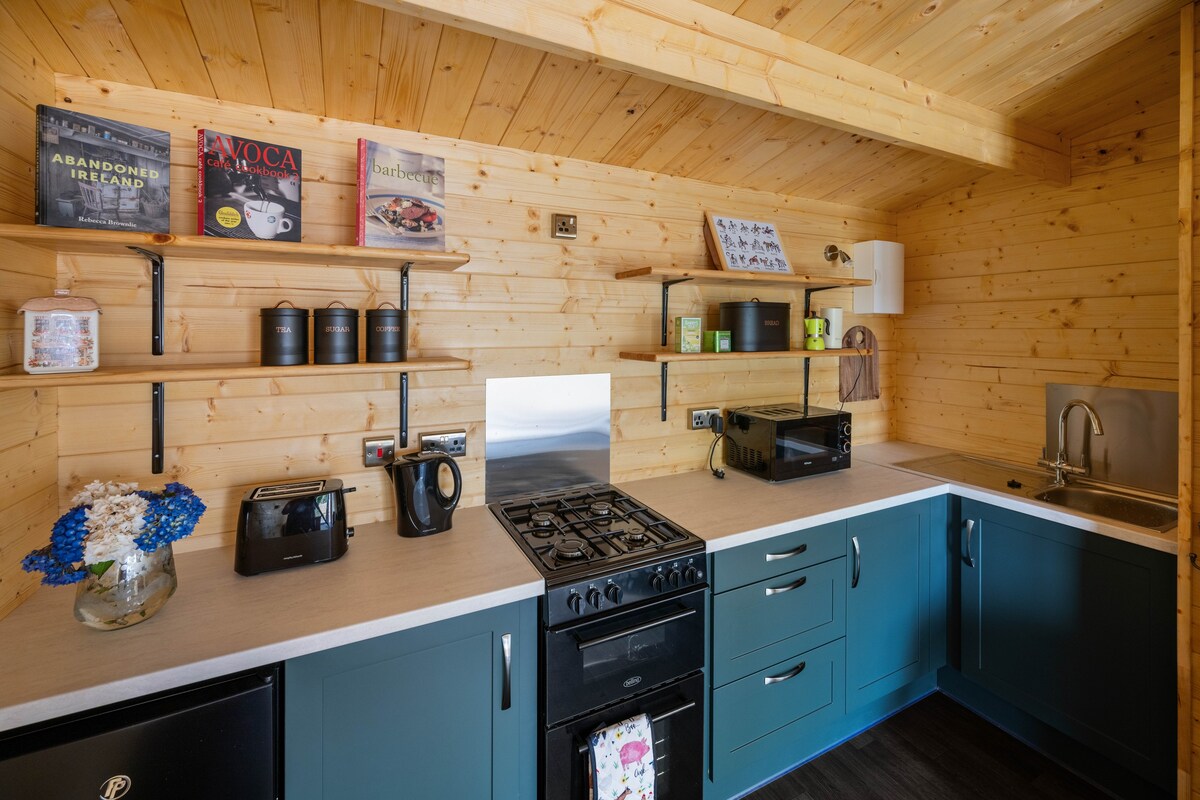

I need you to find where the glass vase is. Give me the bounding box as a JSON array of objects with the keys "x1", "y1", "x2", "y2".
[{"x1": 73, "y1": 544, "x2": 178, "y2": 630}]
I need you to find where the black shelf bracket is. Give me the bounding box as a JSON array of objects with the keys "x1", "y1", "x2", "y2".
[
  {"x1": 151, "y1": 382, "x2": 165, "y2": 474},
  {"x1": 802, "y1": 286, "x2": 837, "y2": 414},
  {"x1": 128, "y1": 247, "x2": 165, "y2": 356},
  {"x1": 655, "y1": 277, "x2": 693, "y2": 420},
  {"x1": 399, "y1": 261, "x2": 414, "y2": 448}
]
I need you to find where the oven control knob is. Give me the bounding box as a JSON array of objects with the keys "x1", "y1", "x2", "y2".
[
  {"x1": 650, "y1": 572, "x2": 666, "y2": 593},
  {"x1": 587, "y1": 587, "x2": 604, "y2": 610},
  {"x1": 684, "y1": 565, "x2": 701, "y2": 584},
  {"x1": 605, "y1": 583, "x2": 623, "y2": 605},
  {"x1": 566, "y1": 592, "x2": 583, "y2": 615},
  {"x1": 667, "y1": 569, "x2": 682, "y2": 588}
]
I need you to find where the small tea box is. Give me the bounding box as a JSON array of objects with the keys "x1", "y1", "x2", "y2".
[
  {"x1": 703, "y1": 330, "x2": 732, "y2": 352},
  {"x1": 19, "y1": 290, "x2": 101, "y2": 374},
  {"x1": 674, "y1": 316, "x2": 702, "y2": 353}
]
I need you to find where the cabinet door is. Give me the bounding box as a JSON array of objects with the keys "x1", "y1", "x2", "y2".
[
  {"x1": 285, "y1": 600, "x2": 536, "y2": 800},
  {"x1": 845, "y1": 501, "x2": 930, "y2": 710},
  {"x1": 959, "y1": 499, "x2": 1174, "y2": 786}
]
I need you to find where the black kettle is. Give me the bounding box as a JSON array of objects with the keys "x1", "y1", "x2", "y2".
[{"x1": 385, "y1": 452, "x2": 463, "y2": 537}]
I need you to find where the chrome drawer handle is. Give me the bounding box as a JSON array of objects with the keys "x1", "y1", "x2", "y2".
[
  {"x1": 500, "y1": 633, "x2": 512, "y2": 711},
  {"x1": 765, "y1": 543, "x2": 807, "y2": 562},
  {"x1": 764, "y1": 576, "x2": 807, "y2": 596},
  {"x1": 851, "y1": 535, "x2": 861, "y2": 589},
  {"x1": 965, "y1": 519, "x2": 977, "y2": 568},
  {"x1": 764, "y1": 661, "x2": 806, "y2": 685}
]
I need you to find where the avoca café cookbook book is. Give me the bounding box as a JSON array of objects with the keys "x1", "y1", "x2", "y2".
[
  {"x1": 198, "y1": 130, "x2": 302, "y2": 241},
  {"x1": 356, "y1": 139, "x2": 445, "y2": 250},
  {"x1": 36, "y1": 105, "x2": 171, "y2": 233}
]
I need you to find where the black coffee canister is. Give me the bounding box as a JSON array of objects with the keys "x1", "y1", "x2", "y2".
[
  {"x1": 719, "y1": 299, "x2": 791, "y2": 352},
  {"x1": 260, "y1": 301, "x2": 309, "y2": 365},
  {"x1": 313, "y1": 302, "x2": 359, "y2": 364},
  {"x1": 366, "y1": 302, "x2": 407, "y2": 363}
]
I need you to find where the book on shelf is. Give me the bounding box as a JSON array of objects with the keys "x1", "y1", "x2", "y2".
[
  {"x1": 356, "y1": 139, "x2": 445, "y2": 251},
  {"x1": 197, "y1": 130, "x2": 302, "y2": 241},
  {"x1": 35, "y1": 105, "x2": 171, "y2": 233}
]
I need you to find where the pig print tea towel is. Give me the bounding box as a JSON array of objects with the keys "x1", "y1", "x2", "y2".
[{"x1": 589, "y1": 713, "x2": 655, "y2": 800}]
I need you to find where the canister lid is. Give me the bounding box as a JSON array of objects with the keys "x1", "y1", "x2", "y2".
[
  {"x1": 261, "y1": 300, "x2": 308, "y2": 317},
  {"x1": 18, "y1": 289, "x2": 101, "y2": 314},
  {"x1": 314, "y1": 301, "x2": 358, "y2": 318}
]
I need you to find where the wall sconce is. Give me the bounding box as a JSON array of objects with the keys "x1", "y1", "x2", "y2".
[{"x1": 823, "y1": 244, "x2": 853, "y2": 267}]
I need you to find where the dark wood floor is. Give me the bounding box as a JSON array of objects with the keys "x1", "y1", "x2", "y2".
[{"x1": 744, "y1": 693, "x2": 1112, "y2": 800}]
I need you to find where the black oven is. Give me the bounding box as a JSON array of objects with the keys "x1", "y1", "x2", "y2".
[
  {"x1": 542, "y1": 584, "x2": 706, "y2": 800},
  {"x1": 724, "y1": 404, "x2": 851, "y2": 481}
]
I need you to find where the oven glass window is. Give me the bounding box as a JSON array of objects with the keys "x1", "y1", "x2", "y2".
[{"x1": 580, "y1": 625, "x2": 670, "y2": 681}]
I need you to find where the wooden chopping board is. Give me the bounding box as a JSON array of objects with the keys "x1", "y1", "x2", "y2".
[{"x1": 839, "y1": 325, "x2": 879, "y2": 402}]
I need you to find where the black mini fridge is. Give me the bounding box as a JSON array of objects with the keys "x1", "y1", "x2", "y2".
[{"x1": 0, "y1": 666, "x2": 278, "y2": 799}]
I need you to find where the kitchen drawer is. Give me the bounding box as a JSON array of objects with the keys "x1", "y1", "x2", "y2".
[
  {"x1": 712, "y1": 557, "x2": 845, "y2": 687},
  {"x1": 711, "y1": 520, "x2": 846, "y2": 592},
  {"x1": 710, "y1": 638, "x2": 845, "y2": 781}
]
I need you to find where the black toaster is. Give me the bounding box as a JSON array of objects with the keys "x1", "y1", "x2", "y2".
[{"x1": 234, "y1": 479, "x2": 354, "y2": 576}]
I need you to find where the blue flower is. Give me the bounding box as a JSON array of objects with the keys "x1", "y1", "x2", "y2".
[
  {"x1": 135, "y1": 485, "x2": 207, "y2": 553},
  {"x1": 49, "y1": 505, "x2": 89, "y2": 564},
  {"x1": 21, "y1": 547, "x2": 85, "y2": 586}
]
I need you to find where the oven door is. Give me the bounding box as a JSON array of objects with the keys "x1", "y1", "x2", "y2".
[
  {"x1": 544, "y1": 672, "x2": 704, "y2": 800},
  {"x1": 544, "y1": 586, "x2": 705, "y2": 725}
]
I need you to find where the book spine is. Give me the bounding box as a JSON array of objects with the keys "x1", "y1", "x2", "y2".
[
  {"x1": 34, "y1": 106, "x2": 43, "y2": 226},
  {"x1": 356, "y1": 139, "x2": 366, "y2": 247},
  {"x1": 196, "y1": 130, "x2": 205, "y2": 236}
]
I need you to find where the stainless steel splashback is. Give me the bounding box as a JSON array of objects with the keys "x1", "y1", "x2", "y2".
[
  {"x1": 485, "y1": 373, "x2": 611, "y2": 502},
  {"x1": 1044, "y1": 384, "x2": 1176, "y2": 495}
]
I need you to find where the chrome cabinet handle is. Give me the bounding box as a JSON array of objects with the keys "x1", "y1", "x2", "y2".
[
  {"x1": 965, "y1": 519, "x2": 977, "y2": 568},
  {"x1": 764, "y1": 661, "x2": 806, "y2": 685},
  {"x1": 500, "y1": 633, "x2": 512, "y2": 711},
  {"x1": 765, "y1": 542, "x2": 808, "y2": 562},
  {"x1": 850, "y1": 535, "x2": 861, "y2": 588},
  {"x1": 765, "y1": 575, "x2": 807, "y2": 596}
]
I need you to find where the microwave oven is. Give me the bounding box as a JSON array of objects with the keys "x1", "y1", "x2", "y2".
[{"x1": 723, "y1": 404, "x2": 851, "y2": 481}]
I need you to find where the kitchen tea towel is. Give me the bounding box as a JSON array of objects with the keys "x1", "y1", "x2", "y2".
[{"x1": 589, "y1": 713, "x2": 655, "y2": 800}]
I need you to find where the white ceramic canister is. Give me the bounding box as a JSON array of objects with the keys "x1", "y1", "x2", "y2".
[
  {"x1": 821, "y1": 306, "x2": 844, "y2": 349},
  {"x1": 19, "y1": 289, "x2": 102, "y2": 374}
]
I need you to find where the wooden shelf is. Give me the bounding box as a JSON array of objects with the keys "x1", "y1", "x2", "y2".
[
  {"x1": 0, "y1": 357, "x2": 470, "y2": 390},
  {"x1": 0, "y1": 223, "x2": 470, "y2": 271},
  {"x1": 619, "y1": 349, "x2": 872, "y2": 363},
  {"x1": 615, "y1": 265, "x2": 868, "y2": 289}
]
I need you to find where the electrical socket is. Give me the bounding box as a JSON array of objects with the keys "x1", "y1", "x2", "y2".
[
  {"x1": 689, "y1": 407, "x2": 720, "y2": 430},
  {"x1": 419, "y1": 429, "x2": 467, "y2": 457},
  {"x1": 551, "y1": 213, "x2": 578, "y2": 239},
  {"x1": 363, "y1": 436, "x2": 395, "y2": 467}
]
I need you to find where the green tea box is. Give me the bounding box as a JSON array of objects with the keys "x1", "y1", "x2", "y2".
[
  {"x1": 674, "y1": 316, "x2": 702, "y2": 353},
  {"x1": 703, "y1": 330, "x2": 732, "y2": 352}
]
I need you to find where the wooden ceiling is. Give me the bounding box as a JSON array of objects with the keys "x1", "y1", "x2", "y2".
[{"x1": 6, "y1": 0, "x2": 1185, "y2": 211}]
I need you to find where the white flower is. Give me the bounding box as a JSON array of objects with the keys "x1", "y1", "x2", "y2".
[
  {"x1": 82, "y1": 493, "x2": 148, "y2": 567},
  {"x1": 72, "y1": 480, "x2": 139, "y2": 507}
]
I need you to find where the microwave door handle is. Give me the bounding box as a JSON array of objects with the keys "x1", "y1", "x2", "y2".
[
  {"x1": 575, "y1": 701, "x2": 698, "y2": 754},
  {"x1": 575, "y1": 607, "x2": 697, "y2": 650}
]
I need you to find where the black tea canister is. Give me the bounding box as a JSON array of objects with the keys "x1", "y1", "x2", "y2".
[
  {"x1": 260, "y1": 301, "x2": 308, "y2": 366},
  {"x1": 366, "y1": 302, "x2": 406, "y2": 363},
  {"x1": 313, "y1": 301, "x2": 359, "y2": 364}
]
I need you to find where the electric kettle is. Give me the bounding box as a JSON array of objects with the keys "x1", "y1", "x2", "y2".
[{"x1": 386, "y1": 452, "x2": 463, "y2": 537}]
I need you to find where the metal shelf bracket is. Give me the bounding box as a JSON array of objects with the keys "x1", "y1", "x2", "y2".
[
  {"x1": 802, "y1": 286, "x2": 837, "y2": 414},
  {"x1": 656, "y1": 278, "x2": 693, "y2": 420},
  {"x1": 129, "y1": 246, "x2": 167, "y2": 473},
  {"x1": 399, "y1": 261, "x2": 414, "y2": 447}
]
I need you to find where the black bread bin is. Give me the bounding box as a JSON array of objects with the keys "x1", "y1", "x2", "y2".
[
  {"x1": 313, "y1": 302, "x2": 359, "y2": 364},
  {"x1": 366, "y1": 302, "x2": 407, "y2": 362},
  {"x1": 719, "y1": 299, "x2": 790, "y2": 351},
  {"x1": 260, "y1": 301, "x2": 308, "y2": 365}
]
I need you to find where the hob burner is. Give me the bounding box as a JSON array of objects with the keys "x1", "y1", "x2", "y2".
[
  {"x1": 623, "y1": 525, "x2": 648, "y2": 544},
  {"x1": 553, "y1": 539, "x2": 588, "y2": 560},
  {"x1": 529, "y1": 511, "x2": 556, "y2": 534},
  {"x1": 589, "y1": 501, "x2": 612, "y2": 516}
]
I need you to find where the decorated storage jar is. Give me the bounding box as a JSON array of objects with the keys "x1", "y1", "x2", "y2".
[{"x1": 19, "y1": 289, "x2": 101, "y2": 374}]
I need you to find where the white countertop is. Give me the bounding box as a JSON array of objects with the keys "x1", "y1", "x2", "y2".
[{"x1": 0, "y1": 441, "x2": 1177, "y2": 732}]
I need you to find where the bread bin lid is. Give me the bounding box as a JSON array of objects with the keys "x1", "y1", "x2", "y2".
[
  {"x1": 719, "y1": 298, "x2": 790, "y2": 310},
  {"x1": 19, "y1": 289, "x2": 101, "y2": 314}
]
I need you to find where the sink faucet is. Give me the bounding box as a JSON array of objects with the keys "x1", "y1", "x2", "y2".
[{"x1": 1038, "y1": 399, "x2": 1104, "y2": 485}]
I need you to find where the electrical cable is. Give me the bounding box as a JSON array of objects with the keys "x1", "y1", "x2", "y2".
[{"x1": 707, "y1": 415, "x2": 725, "y2": 479}]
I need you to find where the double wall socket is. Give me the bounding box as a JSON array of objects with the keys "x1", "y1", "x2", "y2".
[
  {"x1": 419, "y1": 430, "x2": 467, "y2": 457},
  {"x1": 689, "y1": 407, "x2": 720, "y2": 430}
]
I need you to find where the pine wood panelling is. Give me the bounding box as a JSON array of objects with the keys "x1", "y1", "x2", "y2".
[
  {"x1": 34, "y1": 0, "x2": 154, "y2": 86},
  {"x1": 109, "y1": 0, "x2": 214, "y2": 97},
  {"x1": 50, "y1": 75, "x2": 894, "y2": 552},
  {"x1": 419, "y1": 26, "x2": 495, "y2": 139},
  {"x1": 320, "y1": 0, "x2": 383, "y2": 123},
  {"x1": 374, "y1": 11, "x2": 441, "y2": 130},
  {"x1": 251, "y1": 0, "x2": 325, "y2": 116},
  {"x1": 180, "y1": 0, "x2": 273, "y2": 107}
]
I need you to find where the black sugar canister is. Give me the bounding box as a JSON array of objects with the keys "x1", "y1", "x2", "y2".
[
  {"x1": 260, "y1": 301, "x2": 308, "y2": 366},
  {"x1": 313, "y1": 302, "x2": 359, "y2": 364},
  {"x1": 366, "y1": 302, "x2": 407, "y2": 363}
]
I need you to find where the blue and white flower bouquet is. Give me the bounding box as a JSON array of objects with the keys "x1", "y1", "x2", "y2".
[{"x1": 23, "y1": 480, "x2": 206, "y2": 586}]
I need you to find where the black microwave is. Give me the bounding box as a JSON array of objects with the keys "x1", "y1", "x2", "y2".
[{"x1": 724, "y1": 404, "x2": 851, "y2": 481}]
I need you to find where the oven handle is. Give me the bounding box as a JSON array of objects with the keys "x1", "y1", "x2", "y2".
[
  {"x1": 575, "y1": 607, "x2": 697, "y2": 650},
  {"x1": 575, "y1": 701, "x2": 698, "y2": 753}
]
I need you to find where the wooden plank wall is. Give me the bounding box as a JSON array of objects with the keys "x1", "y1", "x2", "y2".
[
  {"x1": 0, "y1": 8, "x2": 59, "y2": 620},
  {"x1": 1189, "y1": 6, "x2": 1200, "y2": 797},
  {"x1": 45, "y1": 76, "x2": 895, "y2": 554},
  {"x1": 894, "y1": 97, "x2": 1179, "y2": 462}
]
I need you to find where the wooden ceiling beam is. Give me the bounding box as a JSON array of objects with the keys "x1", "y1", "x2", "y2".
[{"x1": 360, "y1": 0, "x2": 1071, "y2": 184}]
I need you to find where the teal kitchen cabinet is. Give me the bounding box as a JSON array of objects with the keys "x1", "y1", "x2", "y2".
[
  {"x1": 284, "y1": 599, "x2": 536, "y2": 800},
  {"x1": 845, "y1": 500, "x2": 942, "y2": 710},
  {"x1": 957, "y1": 498, "x2": 1174, "y2": 790}
]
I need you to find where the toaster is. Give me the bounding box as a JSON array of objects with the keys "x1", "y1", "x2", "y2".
[{"x1": 234, "y1": 479, "x2": 355, "y2": 576}]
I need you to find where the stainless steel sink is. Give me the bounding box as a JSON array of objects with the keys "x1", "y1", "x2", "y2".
[
  {"x1": 1032, "y1": 483, "x2": 1177, "y2": 532},
  {"x1": 895, "y1": 453, "x2": 1178, "y2": 532}
]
